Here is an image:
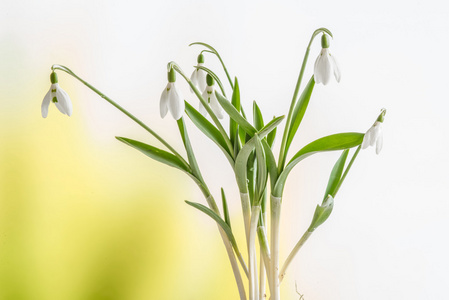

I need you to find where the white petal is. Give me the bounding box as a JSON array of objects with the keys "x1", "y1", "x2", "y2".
[
  {"x1": 370, "y1": 124, "x2": 381, "y2": 147},
  {"x1": 197, "y1": 69, "x2": 207, "y2": 92},
  {"x1": 314, "y1": 53, "x2": 322, "y2": 84},
  {"x1": 317, "y1": 50, "x2": 332, "y2": 85},
  {"x1": 190, "y1": 69, "x2": 198, "y2": 93},
  {"x1": 160, "y1": 84, "x2": 170, "y2": 118},
  {"x1": 41, "y1": 88, "x2": 52, "y2": 118},
  {"x1": 168, "y1": 84, "x2": 184, "y2": 120},
  {"x1": 375, "y1": 132, "x2": 383, "y2": 154},
  {"x1": 329, "y1": 53, "x2": 341, "y2": 83},
  {"x1": 210, "y1": 92, "x2": 224, "y2": 119},
  {"x1": 56, "y1": 86, "x2": 73, "y2": 116},
  {"x1": 200, "y1": 89, "x2": 209, "y2": 117},
  {"x1": 361, "y1": 127, "x2": 372, "y2": 149}
]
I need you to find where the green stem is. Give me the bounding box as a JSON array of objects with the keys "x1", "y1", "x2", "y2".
[
  {"x1": 270, "y1": 195, "x2": 282, "y2": 300},
  {"x1": 279, "y1": 230, "x2": 312, "y2": 283},
  {"x1": 51, "y1": 64, "x2": 190, "y2": 170},
  {"x1": 248, "y1": 205, "x2": 261, "y2": 300},
  {"x1": 334, "y1": 145, "x2": 361, "y2": 196},
  {"x1": 278, "y1": 28, "x2": 332, "y2": 173}
]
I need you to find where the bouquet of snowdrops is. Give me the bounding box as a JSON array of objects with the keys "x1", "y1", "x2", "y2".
[{"x1": 41, "y1": 27, "x2": 385, "y2": 300}]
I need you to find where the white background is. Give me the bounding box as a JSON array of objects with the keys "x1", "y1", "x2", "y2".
[{"x1": 1, "y1": 0, "x2": 449, "y2": 299}]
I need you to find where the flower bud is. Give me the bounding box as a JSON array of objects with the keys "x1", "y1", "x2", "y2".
[
  {"x1": 321, "y1": 34, "x2": 330, "y2": 49},
  {"x1": 167, "y1": 68, "x2": 176, "y2": 83},
  {"x1": 50, "y1": 72, "x2": 58, "y2": 84},
  {"x1": 206, "y1": 74, "x2": 214, "y2": 86},
  {"x1": 197, "y1": 53, "x2": 205, "y2": 64}
]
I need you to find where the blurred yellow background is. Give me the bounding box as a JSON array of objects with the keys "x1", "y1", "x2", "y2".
[{"x1": 2, "y1": 0, "x2": 449, "y2": 299}]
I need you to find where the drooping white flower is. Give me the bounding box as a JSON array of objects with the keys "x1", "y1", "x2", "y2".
[
  {"x1": 361, "y1": 109, "x2": 386, "y2": 154},
  {"x1": 314, "y1": 34, "x2": 341, "y2": 85},
  {"x1": 41, "y1": 72, "x2": 73, "y2": 118},
  {"x1": 190, "y1": 53, "x2": 207, "y2": 93},
  {"x1": 200, "y1": 74, "x2": 224, "y2": 119},
  {"x1": 361, "y1": 121, "x2": 383, "y2": 154},
  {"x1": 160, "y1": 68, "x2": 185, "y2": 120}
]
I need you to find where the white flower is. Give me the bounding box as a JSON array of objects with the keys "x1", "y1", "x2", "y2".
[
  {"x1": 41, "y1": 83, "x2": 73, "y2": 118},
  {"x1": 200, "y1": 86, "x2": 224, "y2": 119},
  {"x1": 313, "y1": 34, "x2": 341, "y2": 85},
  {"x1": 190, "y1": 63, "x2": 207, "y2": 92},
  {"x1": 314, "y1": 48, "x2": 341, "y2": 85},
  {"x1": 361, "y1": 121, "x2": 383, "y2": 154},
  {"x1": 160, "y1": 82, "x2": 184, "y2": 120}
]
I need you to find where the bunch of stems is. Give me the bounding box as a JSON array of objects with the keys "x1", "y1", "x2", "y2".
[{"x1": 48, "y1": 27, "x2": 383, "y2": 300}]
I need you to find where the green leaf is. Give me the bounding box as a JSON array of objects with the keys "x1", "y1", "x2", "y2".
[
  {"x1": 267, "y1": 116, "x2": 277, "y2": 148},
  {"x1": 285, "y1": 76, "x2": 315, "y2": 153},
  {"x1": 185, "y1": 101, "x2": 234, "y2": 165},
  {"x1": 215, "y1": 91, "x2": 257, "y2": 136},
  {"x1": 262, "y1": 138, "x2": 278, "y2": 189},
  {"x1": 221, "y1": 188, "x2": 231, "y2": 228},
  {"x1": 254, "y1": 134, "x2": 268, "y2": 205},
  {"x1": 234, "y1": 117, "x2": 285, "y2": 193},
  {"x1": 177, "y1": 117, "x2": 203, "y2": 180},
  {"x1": 324, "y1": 149, "x2": 349, "y2": 200},
  {"x1": 116, "y1": 137, "x2": 191, "y2": 173},
  {"x1": 308, "y1": 195, "x2": 334, "y2": 231},
  {"x1": 273, "y1": 133, "x2": 364, "y2": 196},
  {"x1": 253, "y1": 101, "x2": 264, "y2": 130},
  {"x1": 230, "y1": 78, "x2": 241, "y2": 148},
  {"x1": 185, "y1": 200, "x2": 241, "y2": 254}
]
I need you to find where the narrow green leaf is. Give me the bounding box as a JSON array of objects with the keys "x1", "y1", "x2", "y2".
[
  {"x1": 221, "y1": 188, "x2": 231, "y2": 228},
  {"x1": 177, "y1": 118, "x2": 203, "y2": 180},
  {"x1": 285, "y1": 76, "x2": 315, "y2": 152},
  {"x1": 247, "y1": 152, "x2": 256, "y2": 203},
  {"x1": 254, "y1": 134, "x2": 268, "y2": 205},
  {"x1": 230, "y1": 78, "x2": 241, "y2": 147},
  {"x1": 185, "y1": 200, "x2": 241, "y2": 254},
  {"x1": 262, "y1": 139, "x2": 278, "y2": 189},
  {"x1": 308, "y1": 195, "x2": 334, "y2": 231},
  {"x1": 234, "y1": 118, "x2": 284, "y2": 193},
  {"x1": 116, "y1": 137, "x2": 191, "y2": 173},
  {"x1": 273, "y1": 132, "x2": 364, "y2": 196},
  {"x1": 185, "y1": 101, "x2": 234, "y2": 165},
  {"x1": 267, "y1": 116, "x2": 277, "y2": 148},
  {"x1": 215, "y1": 91, "x2": 257, "y2": 136},
  {"x1": 324, "y1": 149, "x2": 349, "y2": 200},
  {"x1": 253, "y1": 101, "x2": 264, "y2": 131}
]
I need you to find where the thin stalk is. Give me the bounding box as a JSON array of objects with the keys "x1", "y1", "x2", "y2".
[
  {"x1": 259, "y1": 249, "x2": 266, "y2": 300},
  {"x1": 334, "y1": 146, "x2": 361, "y2": 196},
  {"x1": 279, "y1": 230, "x2": 312, "y2": 283},
  {"x1": 51, "y1": 64, "x2": 190, "y2": 170},
  {"x1": 278, "y1": 28, "x2": 331, "y2": 173},
  {"x1": 240, "y1": 192, "x2": 252, "y2": 242},
  {"x1": 270, "y1": 195, "x2": 282, "y2": 300},
  {"x1": 248, "y1": 205, "x2": 261, "y2": 300},
  {"x1": 205, "y1": 195, "x2": 247, "y2": 300}
]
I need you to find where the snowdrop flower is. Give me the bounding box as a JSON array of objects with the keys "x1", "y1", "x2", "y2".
[
  {"x1": 160, "y1": 68, "x2": 185, "y2": 120},
  {"x1": 361, "y1": 109, "x2": 386, "y2": 154},
  {"x1": 41, "y1": 72, "x2": 73, "y2": 118},
  {"x1": 200, "y1": 74, "x2": 224, "y2": 119},
  {"x1": 314, "y1": 34, "x2": 341, "y2": 85},
  {"x1": 190, "y1": 53, "x2": 207, "y2": 93}
]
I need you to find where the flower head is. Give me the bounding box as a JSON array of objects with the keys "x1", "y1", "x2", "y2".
[
  {"x1": 314, "y1": 34, "x2": 341, "y2": 85},
  {"x1": 200, "y1": 74, "x2": 224, "y2": 119},
  {"x1": 41, "y1": 72, "x2": 73, "y2": 118},
  {"x1": 361, "y1": 109, "x2": 386, "y2": 154},
  {"x1": 190, "y1": 53, "x2": 207, "y2": 93},
  {"x1": 160, "y1": 68, "x2": 185, "y2": 120}
]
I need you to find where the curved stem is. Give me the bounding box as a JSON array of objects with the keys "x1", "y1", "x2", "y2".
[
  {"x1": 278, "y1": 28, "x2": 333, "y2": 173},
  {"x1": 51, "y1": 64, "x2": 190, "y2": 170},
  {"x1": 279, "y1": 230, "x2": 312, "y2": 283},
  {"x1": 333, "y1": 145, "x2": 361, "y2": 196}
]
